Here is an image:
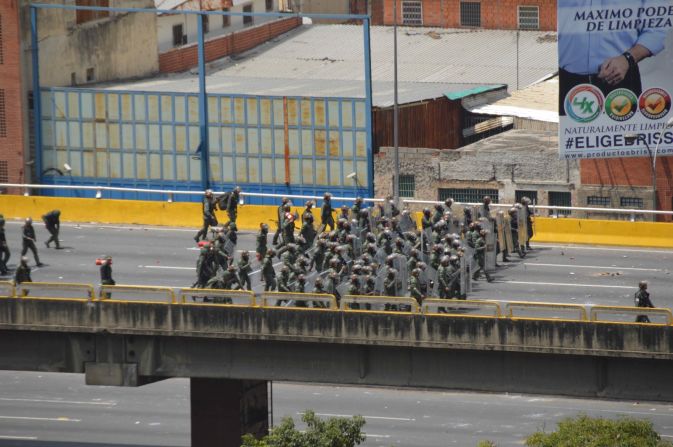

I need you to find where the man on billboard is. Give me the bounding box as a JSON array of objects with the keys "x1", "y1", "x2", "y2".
[{"x1": 559, "y1": 0, "x2": 668, "y2": 115}]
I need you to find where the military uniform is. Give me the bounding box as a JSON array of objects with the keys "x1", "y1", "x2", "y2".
[
  {"x1": 224, "y1": 188, "x2": 240, "y2": 224},
  {"x1": 408, "y1": 275, "x2": 423, "y2": 304},
  {"x1": 472, "y1": 235, "x2": 492, "y2": 282},
  {"x1": 320, "y1": 197, "x2": 335, "y2": 232},
  {"x1": 42, "y1": 210, "x2": 61, "y2": 249},
  {"x1": 238, "y1": 255, "x2": 252, "y2": 291},
  {"x1": 635, "y1": 288, "x2": 655, "y2": 323},
  {"x1": 21, "y1": 221, "x2": 42, "y2": 266},
  {"x1": 14, "y1": 262, "x2": 31, "y2": 284},
  {"x1": 0, "y1": 219, "x2": 8, "y2": 275},
  {"x1": 194, "y1": 193, "x2": 218, "y2": 242},
  {"x1": 256, "y1": 228, "x2": 268, "y2": 259},
  {"x1": 261, "y1": 254, "x2": 277, "y2": 291}
]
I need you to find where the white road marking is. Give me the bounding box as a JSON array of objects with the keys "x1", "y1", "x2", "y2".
[
  {"x1": 524, "y1": 263, "x2": 662, "y2": 272},
  {"x1": 534, "y1": 244, "x2": 673, "y2": 254},
  {"x1": 0, "y1": 397, "x2": 116, "y2": 406},
  {"x1": 365, "y1": 434, "x2": 392, "y2": 438},
  {"x1": 504, "y1": 281, "x2": 632, "y2": 290},
  {"x1": 0, "y1": 416, "x2": 81, "y2": 422},
  {"x1": 139, "y1": 265, "x2": 194, "y2": 271},
  {"x1": 0, "y1": 435, "x2": 38, "y2": 440},
  {"x1": 300, "y1": 412, "x2": 415, "y2": 422}
]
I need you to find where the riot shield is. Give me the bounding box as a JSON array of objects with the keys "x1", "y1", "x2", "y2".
[
  {"x1": 224, "y1": 240, "x2": 236, "y2": 257},
  {"x1": 399, "y1": 212, "x2": 417, "y2": 232},
  {"x1": 504, "y1": 215, "x2": 514, "y2": 254},
  {"x1": 392, "y1": 255, "x2": 408, "y2": 296},
  {"x1": 424, "y1": 265, "x2": 439, "y2": 297},
  {"x1": 518, "y1": 208, "x2": 528, "y2": 252},
  {"x1": 460, "y1": 254, "x2": 470, "y2": 296},
  {"x1": 480, "y1": 218, "x2": 496, "y2": 272}
]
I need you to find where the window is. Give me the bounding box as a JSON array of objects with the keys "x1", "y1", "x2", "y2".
[
  {"x1": 515, "y1": 190, "x2": 538, "y2": 205},
  {"x1": 620, "y1": 197, "x2": 644, "y2": 208},
  {"x1": 0, "y1": 89, "x2": 6, "y2": 138},
  {"x1": 402, "y1": 1, "x2": 423, "y2": 26},
  {"x1": 0, "y1": 160, "x2": 7, "y2": 182},
  {"x1": 439, "y1": 188, "x2": 498, "y2": 204},
  {"x1": 243, "y1": 4, "x2": 253, "y2": 26},
  {"x1": 0, "y1": 14, "x2": 4, "y2": 65},
  {"x1": 587, "y1": 196, "x2": 610, "y2": 206},
  {"x1": 76, "y1": 0, "x2": 110, "y2": 25},
  {"x1": 549, "y1": 191, "x2": 572, "y2": 216},
  {"x1": 460, "y1": 1, "x2": 481, "y2": 27},
  {"x1": 266, "y1": 0, "x2": 274, "y2": 12},
  {"x1": 172, "y1": 24, "x2": 186, "y2": 47},
  {"x1": 70, "y1": 72, "x2": 77, "y2": 86},
  {"x1": 398, "y1": 175, "x2": 415, "y2": 198},
  {"x1": 518, "y1": 5, "x2": 539, "y2": 30},
  {"x1": 202, "y1": 15, "x2": 209, "y2": 34},
  {"x1": 222, "y1": 8, "x2": 230, "y2": 27},
  {"x1": 86, "y1": 67, "x2": 95, "y2": 83}
]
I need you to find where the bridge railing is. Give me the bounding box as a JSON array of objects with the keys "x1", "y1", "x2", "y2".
[{"x1": 4, "y1": 280, "x2": 673, "y2": 326}]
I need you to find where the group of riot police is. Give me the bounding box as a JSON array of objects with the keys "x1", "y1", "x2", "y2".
[{"x1": 189, "y1": 186, "x2": 538, "y2": 306}]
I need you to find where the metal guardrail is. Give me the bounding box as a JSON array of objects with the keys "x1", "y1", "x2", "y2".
[
  {"x1": 422, "y1": 299, "x2": 502, "y2": 318},
  {"x1": 341, "y1": 295, "x2": 419, "y2": 313},
  {"x1": 98, "y1": 285, "x2": 176, "y2": 304},
  {"x1": 2, "y1": 280, "x2": 672, "y2": 326},
  {"x1": 15, "y1": 282, "x2": 94, "y2": 301},
  {"x1": 3, "y1": 183, "x2": 671, "y2": 218},
  {"x1": 179, "y1": 288, "x2": 255, "y2": 306},
  {"x1": 260, "y1": 292, "x2": 337, "y2": 310},
  {"x1": 590, "y1": 305, "x2": 673, "y2": 325},
  {"x1": 506, "y1": 301, "x2": 587, "y2": 321}
]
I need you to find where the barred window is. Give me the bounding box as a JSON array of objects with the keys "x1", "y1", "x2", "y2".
[
  {"x1": 549, "y1": 191, "x2": 572, "y2": 216},
  {"x1": 266, "y1": 0, "x2": 274, "y2": 12},
  {"x1": 0, "y1": 14, "x2": 4, "y2": 65},
  {"x1": 439, "y1": 188, "x2": 498, "y2": 204},
  {"x1": 518, "y1": 5, "x2": 539, "y2": 30},
  {"x1": 587, "y1": 196, "x2": 610, "y2": 206},
  {"x1": 398, "y1": 175, "x2": 415, "y2": 198},
  {"x1": 515, "y1": 190, "x2": 537, "y2": 204},
  {"x1": 620, "y1": 197, "x2": 643, "y2": 208},
  {"x1": 460, "y1": 2, "x2": 481, "y2": 27},
  {"x1": 243, "y1": 4, "x2": 253, "y2": 26},
  {"x1": 0, "y1": 89, "x2": 6, "y2": 138},
  {"x1": 222, "y1": 8, "x2": 230, "y2": 27},
  {"x1": 402, "y1": 1, "x2": 423, "y2": 26}
]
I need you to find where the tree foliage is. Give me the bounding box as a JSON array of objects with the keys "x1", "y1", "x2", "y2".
[
  {"x1": 525, "y1": 415, "x2": 673, "y2": 447},
  {"x1": 241, "y1": 410, "x2": 366, "y2": 447}
]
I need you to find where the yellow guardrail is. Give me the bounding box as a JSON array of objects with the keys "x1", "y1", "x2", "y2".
[
  {"x1": 260, "y1": 292, "x2": 337, "y2": 310},
  {"x1": 505, "y1": 301, "x2": 587, "y2": 321},
  {"x1": 15, "y1": 282, "x2": 94, "y2": 301},
  {"x1": 590, "y1": 305, "x2": 673, "y2": 325},
  {"x1": 422, "y1": 299, "x2": 502, "y2": 318},
  {"x1": 0, "y1": 281, "x2": 15, "y2": 298},
  {"x1": 98, "y1": 284, "x2": 176, "y2": 304},
  {"x1": 179, "y1": 288, "x2": 256, "y2": 306},
  {"x1": 341, "y1": 295, "x2": 419, "y2": 313}
]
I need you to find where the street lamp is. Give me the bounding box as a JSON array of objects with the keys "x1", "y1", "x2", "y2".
[{"x1": 624, "y1": 116, "x2": 673, "y2": 215}]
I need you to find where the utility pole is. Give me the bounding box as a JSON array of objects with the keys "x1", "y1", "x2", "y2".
[{"x1": 393, "y1": 0, "x2": 400, "y2": 206}]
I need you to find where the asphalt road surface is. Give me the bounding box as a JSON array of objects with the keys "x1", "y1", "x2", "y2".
[
  {"x1": 0, "y1": 371, "x2": 672, "y2": 447},
  {"x1": 1, "y1": 219, "x2": 672, "y2": 308}
]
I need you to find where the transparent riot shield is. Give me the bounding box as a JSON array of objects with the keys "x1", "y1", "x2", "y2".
[
  {"x1": 399, "y1": 212, "x2": 417, "y2": 232},
  {"x1": 460, "y1": 254, "x2": 470, "y2": 296},
  {"x1": 504, "y1": 215, "x2": 514, "y2": 254},
  {"x1": 224, "y1": 239, "x2": 236, "y2": 257},
  {"x1": 392, "y1": 255, "x2": 408, "y2": 296},
  {"x1": 480, "y1": 217, "x2": 497, "y2": 272},
  {"x1": 518, "y1": 207, "x2": 528, "y2": 252},
  {"x1": 424, "y1": 265, "x2": 439, "y2": 297}
]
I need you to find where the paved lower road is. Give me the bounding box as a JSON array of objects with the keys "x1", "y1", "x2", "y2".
[
  {"x1": 2, "y1": 220, "x2": 672, "y2": 308},
  {"x1": 0, "y1": 371, "x2": 672, "y2": 447}
]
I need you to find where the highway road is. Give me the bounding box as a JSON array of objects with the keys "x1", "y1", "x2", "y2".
[
  {"x1": 1, "y1": 219, "x2": 672, "y2": 308},
  {"x1": 0, "y1": 371, "x2": 672, "y2": 447}
]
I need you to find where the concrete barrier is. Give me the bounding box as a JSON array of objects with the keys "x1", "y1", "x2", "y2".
[{"x1": 1, "y1": 195, "x2": 673, "y2": 247}]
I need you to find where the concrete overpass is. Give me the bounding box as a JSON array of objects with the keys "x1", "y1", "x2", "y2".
[{"x1": 1, "y1": 296, "x2": 672, "y2": 446}]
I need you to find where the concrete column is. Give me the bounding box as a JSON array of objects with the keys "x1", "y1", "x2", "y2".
[{"x1": 191, "y1": 378, "x2": 269, "y2": 447}]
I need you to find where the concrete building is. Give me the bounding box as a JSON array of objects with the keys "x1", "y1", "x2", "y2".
[
  {"x1": 0, "y1": 0, "x2": 159, "y2": 187},
  {"x1": 155, "y1": 0, "x2": 282, "y2": 53},
  {"x1": 375, "y1": 0, "x2": 557, "y2": 31}
]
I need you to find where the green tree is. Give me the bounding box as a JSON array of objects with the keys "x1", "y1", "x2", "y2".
[
  {"x1": 525, "y1": 415, "x2": 673, "y2": 447},
  {"x1": 241, "y1": 410, "x2": 366, "y2": 447}
]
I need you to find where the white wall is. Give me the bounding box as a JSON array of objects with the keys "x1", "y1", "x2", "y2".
[{"x1": 158, "y1": 0, "x2": 278, "y2": 53}]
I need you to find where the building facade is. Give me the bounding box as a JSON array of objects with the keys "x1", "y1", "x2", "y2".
[{"x1": 376, "y1": 0, "x2": 557, "y2": 31}]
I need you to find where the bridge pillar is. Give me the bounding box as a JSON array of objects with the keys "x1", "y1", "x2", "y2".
[{"x1": 191, "y1": 378, "x2": 269, "y2": 447}]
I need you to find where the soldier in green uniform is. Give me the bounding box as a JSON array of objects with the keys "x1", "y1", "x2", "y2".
[
  {"x1": 472, "y1": 229, "x2": 492, "y2": 282},
  {"x1": 408, "y1": 268, "x2": 424, "y2": 305},
  {"x1": 99, "y1": 255, "x2": 115, "y2": 299},
  {"x1": 261, "y1": 249, "x2": 277, "y2": 292},
  {"x1": 0, "y1": 217, "x2": 8, "y2": 275},
  {"x1": 429, "y1": 245, "x2": 442, "y2": 270},
  {"x1": 14, "y1": 257, "x2": 32, "y2": 296},
  {"x1": 277, "y1": 266, "x2": 292, "y2": 293},
  {"x1": 238, "y1": 251, "x2": 252, "y2": 291},
  {"x1": 635, "y1": 280, "x2": 655, "y2": 323},
  {"x1": 223, "y1": 186, "x2": 241, "y2": 224},
  {"x1": 352, "y1": 197, "x2": 364, "y2": 220},
  {"x1": 319, "y1": 193, "x2": 335, "y2": 233},
  {"x1": 437, "y1": 256, "x2": 451, "y2": 299},
  {"x1": 310, "y1": 239, "x2": 327, "y2": 272},
  {"x1": 213, "y1": 228, "x2": 230, "y2": 271},
  {"x1": 272, "y1": 197, "x2": 289, "y2": 246},
  {"x1": 282, "y1": 210, "x2": 296, "y2": 245},
  {"x1": 21, "y1": 218, "x2": 42, "y2": 266},
  {"x1": 383, "y1": 268, "x2": 398, "y2": 297},
  {"x1": 300, "y1": 213, "x2": 317, "y2": 249},
  {"x1": 256, "y1": 223, "x2": 269, "y2": 260},
  {"x1": 301, "y1": 201, "x2": 314, "y2": 225},
  {"x1": 194, "y1": 189, "x2": 218, "y2": 242},
  {"x1": 42, "y1": 209, "x2": 61, "y2": 249},
  {"x1": 431, "y1": 204, "x2": 444, "y2": 225},
  {"x1": 447, "y1": 255, "x2": 462, "y2": 299}
]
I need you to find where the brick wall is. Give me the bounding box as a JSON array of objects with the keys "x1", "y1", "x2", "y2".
[
  {"x1": 378, "y1": 0, "x2": 557, "y2": 31},
  {"x1": 581, "y1": 158, "x2": 673, "y2": 219},
  {"x1": 159, "y1": 16, "x2": 301, "y2": 73},
  {"x1": 0, "y1": 0, "x2": 26, "y2": 189}
]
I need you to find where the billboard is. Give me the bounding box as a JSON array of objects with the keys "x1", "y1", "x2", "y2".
[{"x1": 559, "y1": 1, "x2": 673, "y2": 160}]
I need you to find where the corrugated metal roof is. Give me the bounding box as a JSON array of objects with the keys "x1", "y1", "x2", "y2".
[
  {"x1": 103, "y1": 24, "x2": 558, "y2": 107},
  {"x1": 445, "y1": 85, "x2": 505, "y2": 101}
]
